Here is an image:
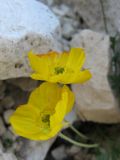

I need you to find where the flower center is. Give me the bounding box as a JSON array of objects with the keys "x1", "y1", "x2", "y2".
[
  {"x1": 54, "y1": 67, "x2": 64, "y2": 75},
  {"x1": 42, "y1": 114, "x2": 50, "y2": 124},
  {"x1": 36, "y1": 113, "x2": 51, "y2": 134}
]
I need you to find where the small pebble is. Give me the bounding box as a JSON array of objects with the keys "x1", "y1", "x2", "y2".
[
  {"x1": 3, "y1": 109, "x2": 14, "y2": 124},
  {"x1": 1, "y1": 96, "x2": 15, "y2": 109},
  {"x1": 52, "y1": 145, "x2": 67, "y2": 160}
]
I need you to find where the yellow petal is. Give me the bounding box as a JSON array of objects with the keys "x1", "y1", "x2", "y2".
[
  {"x1": 58, "y1": 70, "x2": 91, "y2": 84},
  {"x1": 49, "y1": 86, "x2": 74, "y2": 138},
  {"x1": 28, "y1": 82, "x2": 61, "y2": 112},
  {"x1": 10, "y1": 105, "x2": 42, "y2": 137},
  {"x1": 12, "y1": 128, "x2": 52, "y2": 140},
  {"x1": 66, "y1": 48, "x2": 85, "y2": 71},
  {"x1": 28, "y1": 51, "x2": 49, "y2": 77},
  {"x1": 10, "y1": 104, "x2": 57, "y2": 140},
  {"x1": 62, "y1": 85, "x2": 75, "y2": 114},
  {"x1": 72, "y1": 70, "x2": 92, "y2": 83},
  {"x1": 57, "y1": 52, "x2": 68, "y2": 67},
  {"x1": 49, "y1": 73, "x2": 74, "y2": 84},
  {"x1": 30, "y1": 73, "x2": 47, "y2": 81},
  {"x1": 50, "y1": 91, "x2": 68, "y2": 129},
  {"x1": 50, "y1": 70, "x2": 91, "y2": 84}
]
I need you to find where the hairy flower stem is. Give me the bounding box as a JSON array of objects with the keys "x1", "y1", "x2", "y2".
[
  {"x1": 59, "y1": 133, "x2": 99, "y2": 148},
  {"x1": 69, "y1": 124, "x2": 88, "y2": 139}
]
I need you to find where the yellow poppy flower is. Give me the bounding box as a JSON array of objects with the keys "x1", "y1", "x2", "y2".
[
  {"x1": 10, "y1": 82, "x2": 74, "y2": 140},
  {"x1": 28, "y1": 48, "x2": 92, "y2": 84}
]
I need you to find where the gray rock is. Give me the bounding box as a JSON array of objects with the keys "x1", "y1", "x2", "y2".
[
  {"x1": 3, "y1": 130, "x2": 17, "y2": 142},
  {"x1": 0, "y1": 118, "x2": 6, "y2": 136},
  {"x1": 62, "y1": 23, "x2": 74, "y2": 39},
  {"x1": 65, "y1": 109, "x2": 77, "y2": 124},
  {"x1": 0, "y1": 0, "x2": 60, "y2": 80},
  {"x1": 59, "y1": 38, "x2": 70, "y2": 51},
  {"x1": 0, "y1": 138, "x2": 17, "y2": 160},
  {"x1": 52, "y1": 145, "x2": 67, "y2": 160},
  {"x1": 52, "y1": 4, "x2": 70, "y2": 17},
  {"x1": 0, "y1": 152, "x2": 18, "y2": 160},
  {"x1": 7, "y1": 78, "x2": 39, "y2": 91},
  {"x1": 12, "y1": 141, "x2": 23, "y2": 153},
  {"x1": 71, "y1": 30, "x2": 120, "y2": 123},
  {"x1": 66, "y1": 146, "x2": 81, "y2": 156},
  {"x1": 60, "y1": 0, "x2": 120, "y2": 35},
  {"x1": 8, "y1": 126, "x2": 19, "y2": 140},
  {"x1": 1, "y1": 96, "x2": 15, "y2": 109},
  {"x1": 0, "y1": 82, "x2": 6, "y2": 100},
  {"x1": 3, "y1": 109, "x2": 14, "y2": 124},
  {"x1": 20, "y1": 139, "x2": 55, "y2": 160},
  {"x1": 42, "y1": 0, "x2": 54, "y2": 6},
  {"x1": 0, "y1": 140, "x2": 4, "y2": 152},
  {"x1": 0, "y1": 81, "x2": 3, "y2": 86}
]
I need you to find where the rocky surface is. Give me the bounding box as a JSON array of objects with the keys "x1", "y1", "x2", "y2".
[
  {"x1": 0, "y1": 0, "x2": 120, "y2": 160},
  {"x1": 20, "y1": 139, "x2": 55, "y2": 160},
  {"x1": 0, "y1": 1, "x2": 83, "y2": 158},
  {"x1": 71, "y1": 30, "x2": 120, "y2": 123},
  {"x1": 0, "y1": 152, "x2": 18, "y2": 160},
  {"x1": 52, "y1": 145, "x2": 67, "y2": 160},
  {"x1": 56, "y1": 0, "x2": 120, "y2": 35},
  {"x1": 0, "y1": 0, "x2": 60, "y2": 80},
  {"x1": 0, "y1": 1, "x2": 80, "y2": 160},
  {"x1": 0, "y1": 0, "x2": 61, "y2": 157}
]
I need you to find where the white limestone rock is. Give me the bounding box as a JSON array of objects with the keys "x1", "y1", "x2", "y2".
[
  {"x1": 52, "y1": 145, "x2": 67, "y2": 160},
  {"x1": 61, "y1": 0, "x2": 120, "y2": 34},
  {"x1": 20, "y1": 139, "x2": 55, "y2": 160},
  {"x1": 0, "y1": 141, "x2": 17, "y2": 160},
  {"x1": 71, "y1": 30, "x2": 120, "y2": 123},
  {"x1": 0, "y1": 0, "x2": 60, "y2": 80},
  {"x1": 0, "y1": 153, "x2": 17, "y2": 160}
]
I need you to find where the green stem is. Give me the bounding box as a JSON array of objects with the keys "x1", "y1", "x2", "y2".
[
  {"x1": 59, "y1": 133, "x2": 99, "y2": 148},
  {"x1": 69, "y1": 125, "x2": 88, "y2": 140}
]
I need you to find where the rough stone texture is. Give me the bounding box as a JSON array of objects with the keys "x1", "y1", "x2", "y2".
[
  {"x1": 0, "y1": 150, "x2": 17, "y2": 160},
  {"x1": 71, "y1": 30, "x2": 120, "y2": 123},
  {"x1": 0, "y1": 82, "x2": 6, "y2": 100},
  {"x1": 0, "y1": 139, "x2": 17, "y2": 160},
  {"x1": 105, "y1": 0, "x2": 120, "y2": 34},
  {"x1": 0, "y1": 153, "x2": 17, "y2": 160},
  {"x1": 3, "y1": 109, "x2": 14, "y2": 124},
  {"x1": 59, "y1": 0, "x2": 120, "y2": 35},
  {"x1": 0, "y1": 0, "x2": 60, "y2": 80},
  {"x1": 1, "y1": 96, "x2": 15, "y2": 109},
  {"x1": 20, "y1": 139, "x2": 55, "y2": 160},
  {"x1": 0, "y1": 117, "x2": 6, "y2": 136},
  {"x1": 52, "y1": 145, "x2": 67, "y2": 160},
  {"x1": 7, "y1": 78, "x2": 39, "y2": 91},
  {"x1": 48, "y1": 2, "x2": 81, "y2": 51}
]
